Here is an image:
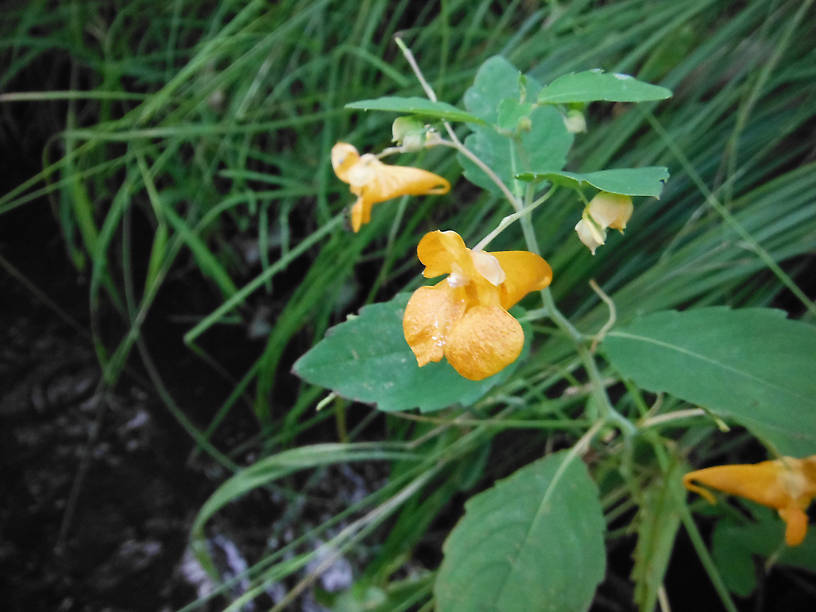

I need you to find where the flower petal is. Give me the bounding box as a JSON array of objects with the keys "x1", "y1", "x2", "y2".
[
  {"x1": 331, "y1": 143, "x2": 360, "y2": 183},
  {"x1": 683, "y1": 461, "x2": 790, "y2": 509},
  {"x1": 779, "y1": 506, "x2": 809, "y2": 546},
  {"x1": 575, "y1": 216, "x2": 605, "y2": 255},
  {"x1": 346, "y1": 154, "x2": 380, "y2": 187},
  {"x1": 491, "y1": 251, "x2": 553, "y2": 309},
  {"x1": 349, "y1": 196, "x2": 367, "y2": 233},
  {"x1": 374, "y1": 164, "x2": 450, "y2": 198},
  {"x1": 403, "y1": 283, "x2": 466, "y2": 367},
  {"x1": 417, "y1": 230, "x2": 470, "y2": 278},
  {"x1": 587, "y1": 192, "x2": 633, "y2": 231},
  {"x1": 444, "y1": 305, "x2": 524, "y2": 380}
]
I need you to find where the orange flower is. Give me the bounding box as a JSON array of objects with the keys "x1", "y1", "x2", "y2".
[
  {"x1": 403, "y1": 230, "x2": 552, "y2": 381},
  {"x1": 683, "y1": 456, "x2": 816, "y2": 546},
  {"x1": 331, "y1": 143, "x2": 450, "y2": 232}
]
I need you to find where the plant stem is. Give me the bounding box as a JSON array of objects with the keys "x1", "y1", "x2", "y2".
[
  {"x1": 436, "y1": 139, "x2": 521, "y2": 212},
  {"x1": 396, "y1": 36, "x2": 633, "y2": 436}
]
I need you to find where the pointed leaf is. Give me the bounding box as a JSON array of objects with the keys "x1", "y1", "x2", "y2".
[
  {"x1": 516, "y1": 167, "x2": 669, "y2": 198},
  {"x1": 293, "y1": 293, "x2": 525, "y2": 413},
  {"x1": 345, "y1": 96, "x2": 486, "y2": 125},
  {"x1": 435, "y1": 450, "x2": 606, "y2": 612},
  {"x1": 537, "y1": 69, "x2": 672, "y2": 104},
  {"x1": 603, "y1": 308, "x2": 816, "y2": 455}
]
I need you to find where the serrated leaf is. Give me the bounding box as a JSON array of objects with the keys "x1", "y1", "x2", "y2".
[
  {"x1": 516, "y1": 167, "x2": 669, "y2": 198},
  {"x1": 631, "y1": 460, "x2": 684, "y2": 612},
  {"x1": 603, "y1": 308, "x2": 816, "y2": 455},
  {"x1": 537, "y1": 69, "x2": 672, "y2": 104},
  {"x1": 293, "y1": 293, "x2": 525, "y2": 413},
  {"x1": 435, "y1": 450, "x2": 606, "y2": 612},
  {"x1": 345, "y1": 96, "x2": 486, "y2": 125}
]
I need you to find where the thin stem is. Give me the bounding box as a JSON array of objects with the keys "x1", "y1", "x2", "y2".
[
  {"x1": 436, "y1": 139, "x2": 521, "y2": 211},
  {"x1": 589, "y1": 279, "x2": 616, "y2": 352},
  {"x1": 394, "y1": 36, "x2": 465, "y2": 149},
  {"x1": 394, "y1": 36, "x2": 438, "y2": 102},
  {"x1": 640, "y1": 408, "x2": 707, "y2": 429},
  {"x1": 473, "y1": 186, "x2": 556, "y2": 251},
  {"x1": 395, "y1": 36, "x2": 633, "y2": 437}
]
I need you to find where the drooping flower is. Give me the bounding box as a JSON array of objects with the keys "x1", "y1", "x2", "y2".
[
  {"x1": 684, "y1": 455, "x2": 816, "y2": 546},
  {"x1": 403, "y1": 230, "x2": 552, "y2": 381},
  {"x1": 574, "y1": 191, "x2": 633, "y2": 254},
  {"x1": 331, "y1": 142, "x2": 450, "y2": 232}
]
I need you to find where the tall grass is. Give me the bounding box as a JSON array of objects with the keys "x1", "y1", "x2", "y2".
[{"x1": 2, "y1": 0, "x2": 814, "y2": 609}]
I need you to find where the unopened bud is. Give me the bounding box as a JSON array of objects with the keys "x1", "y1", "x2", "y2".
[
  {"x1": 575, "y1": 215, "x2": 606, "y2": 255},
  {"x1": 587, "y1": 192, "x2": 633, "y2": 232},
  {"x1": 392, "y1": 117, "x2": 426, "y2": 151},
  {"x1": 563, "y1": 109, "x2": 587, "y2": 134}
]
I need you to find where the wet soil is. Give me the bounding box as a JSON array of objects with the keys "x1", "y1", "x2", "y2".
[{"x1": 0, "y1": 238, "x2": 214, "y2": 610}]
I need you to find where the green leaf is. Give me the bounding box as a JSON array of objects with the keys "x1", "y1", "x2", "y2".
[
  {"x1": 460, "y1": 107, "x2": 573, "y2": 197},
  {"x1": 497, "y1": 98, "x2": 534, "y2": 132},
  {"x1": 463, "y1": 56, "x2": 540, "y2": 123},
  {"x1": 516, "y1": 167, "x2": 670, "y2": 198},
  {"x1": 435, "y1": 450, "x2": 606, "y2": 612},
  {"x1": 345, "y1": 96, "x2": 487, "y2": 125},
  {"x1": 459, "y1": 56, "x2": 572, "y2": 196},
  {"x1": 712, "y1": 506, "x2": 816, "y2": 598},
  {"x1": 603, "y1": 308, "x2": 816, "y2": 455},
  {"x1": 292, "y1": 293, "x2": 525, "y2": 413},
  {"x1": 631, "y1": 460, "x2": 685, "y2": 612},
  {"x1": 537, "y1": 69, "x2": 672, "y2": 104}
]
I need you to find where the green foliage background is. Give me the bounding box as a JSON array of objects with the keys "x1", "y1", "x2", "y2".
[{"x1": 2, "y1": 0, "x2": 815, "y2": 610}]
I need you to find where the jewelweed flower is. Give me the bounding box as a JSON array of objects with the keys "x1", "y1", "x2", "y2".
[
  {"x1": 684, "y1": 456, "x2": 816, "y2": 546},
  {"x1": 403, "y1": 230, "x2": 552, "y2": 381},
  {"x1": 574, "y1": 192, "x2": 633, "y2": 254},
  {"x1": 331, "y1": 142, "x2": 450, "y2": 232}
]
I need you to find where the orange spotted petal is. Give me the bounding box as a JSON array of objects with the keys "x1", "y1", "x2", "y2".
[
  {"x1": 417, "y1": 230, "x2": 471, "y2": 279},
  {"x1": 491, "y1": 251, "x2": 553, "y2": 309},
  {"x1": 444, "y1": 305, "x2": 524, "y2": 381},
  {"x1": 403, "y1": 283, "x2": 466, "y2": 367}
]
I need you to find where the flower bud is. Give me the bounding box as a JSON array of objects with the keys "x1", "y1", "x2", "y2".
[
  {"x1": 587, "y1": 192, "x2": 633, "y2": 232},
  {"x1": 563, "y1": 109, "x2": 587, "y2": 134},
  {"x1": 574, "y1": 215, "x2": 606, "y2": 256},
  {"x1": 392, "y1": 117, "x2": 426, "y2": 151},
  {"x1": 516, "y1": 116, "x2": 532, "y2": 133}
]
